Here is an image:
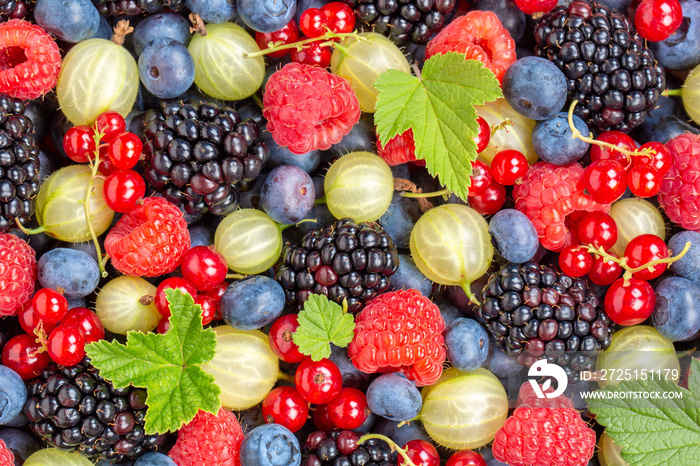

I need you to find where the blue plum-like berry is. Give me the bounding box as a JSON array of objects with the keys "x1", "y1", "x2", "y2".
[
  {"x1": 650, "y1": 0, "x2": 700, "y2": 70},
  {"x1": 91, "y1": 16, "x2": 113, "y2": 40},
  {"x1": 329, "y1": 114, "x2": 375, "y2": 158},
  {"x1": 444, "y1": 318, "x2": 490, "y2": 372},
  {"x1": 374, "y1": 418, "x2": 431, "y2": 447},
  {"x1": 295, "y1": 0, "x2": 327, "y2": 23},
  {"x1": 489, "y1": 209, "x2": 539, "y2": 264},
  {"x1": 669, "y1": 230, "x2": 700, "y2": 286},
  {"x1": 354, "y1": 411, "x2": 379, "y2": 434},
  {"x1": 220, "y1": 276, "x2": 286, "y2": 330},
  {"x1": 138, "y1": 38, "x2": 195, "y2": 99},
  {"x1": 330, "y1": 345, "x2": 372, "y2": 390},
  {"x1": 0, "y1": 366, "x2": 27, "y2": 425},
  {"x1": 262, "y1": 128, "x2": 321, "y2": 173},
  {"x1": 532, "y1": 112, "x2": 590, "y2": 165},
  {"x1": 134, "y1": 452, "x2": 177, "y2": 466},
  {"x1": 298, "y1": 204, "x2": 337, "y2": 235},
  {"x1": 474, "y1": 0, "x2": 526, "y2": 44},
  {"x1": 0, "y1": 428, "x2": 40, "y2": 463},
  {"x1": 133, "y1": 12, "x2": 192, "y2": 56},
  {"x1": 260, "y1": 165, "x2": 316, "y2": 225},
  {"x1": 239, "y1": 423, "x2": 301, "y2": 466},
  {"x1": 34, "y1": 0, "x2": 100, "y2": 43},
  {"x1": 188, "y1": 225, "x2": 214, "y2": 248},
  {"x1": 37, "y1": 248, "x2": 100, "y2": 299},
  {"x1": 595, "y1": 0, "x2": 632, "y2": 10},
  {"x1": 652, "y1": 277, "x2": 700, "y2": 342},
  {"x1": 237, "y1": 0, "x2": 297, "y2": 33},
  {"x1": 636, "y1": 115, "x2": 700, "y2": 144},
  {"x1": 483, "y1": 344, "x2": 523, "y2": 379},
  {"x1": 380, "y1": 194, "x2": 420, "y2": 249},
  {"x1": 186, "y1": 0, "x2": 236, "y2": 24},
  {"x1": 502, "y1": 56, "x2": 567, "y2": 120},
  {"x1": 366, "y1": 373, "x2": 422, "y2": 422},
  {"x1": 390, "y1": 254, "x2": 433, "y2": 297},
  {"x1": 437, "y1": 301, "x2": 463, "y2": 328}
]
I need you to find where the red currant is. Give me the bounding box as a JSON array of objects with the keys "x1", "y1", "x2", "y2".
[
  {"x1": 47, "y1": 325, "x2": 86, "y2": 366},
  {"x1": 203, "y1": 281, "x2": 228, "y2": 321},
  {"x1": 94, "y1": 111, "x2": 126, "y2": 143},
  {"x1": 103, "y1": 169, "x2": 146, "y2": 213},
  {"x1": 294, "y1": 358, "x2": 343, "y2": 404},
  {"x1": 627, "y1": 164, "x2": 662, "y2": 198},
  {"x1": 470, "y1": 181, "x2": 506, "y2": 215},
  {"x1": 61, "y1": 307, "x2": 105, "y2": 343},
  {"x1": 291, "y1": 41, "x2": 332, "y2": 67},
  {"x1": 446, "y1": 450, "x2": 487, "y2": 466},
  {"x1": 590, "y1": 131, "x2": 636, "y2": 168},
  {"x1": 157, "y1": 316, "x2": 170, "y2": 334},
  {"x1": 577, "y1": 211, "x2": 618, "y2": 250},
  {"x1": 312, "y1": 403, "x2": 335, "y2": 431},
  {"x1": 194, "y1": 295, "x2": 217, "y2": 326},
  {"x1": 588, "y1": 255, "x2": 623, "y2": 286},
  {"x1": 490, "y1": 149, "x2": 528, "y2": 185},
  {"x1": 321, "y1": 2, "x2": 355, "y2": 34},
  {"x1": 634, "y1": 141, "x2": 672, "y2": 176},
  {"x1": 399, "y1": 439, "x2": 440, "y2": 466},
  {"x1": 155, "y1": 277, "x2": 198, "y2": 318},
  {"x1": 604, "y1": 278, "x2": 655, "y2": 326},
  {"x1": 1, "y1": 334, "x2": 51, "y2": 379},
  {"x1": 337, "y1": 431, "x2": 360, "y2": 455},
  {"x1": 583, "y1": 159, "x2": 627, "y2": 204},
  {"x1": 180, "y1": 246, "x2": 228, "y2": 292},
  {"x1": 98, "y1": 147, "x2": 118, "y2": 176},
  {"x1": 468, "y1": 160, "x2": 491, "y2": 197},
  {"x1": 268, "y1": 314, "x2": 306, "y2": 363},
  {"x1": 255, "y1": 21, "x2": 300, "y2": 58},
  {"x1": 624, "y1": 234, "x2": 669, "y2": 280},
  {"x1": 108, "y1": 132, "x2": 142, "y2": 170},
  {"x1": 326, "y1": 387, "x2": 369, "y2": 430},
  {"x1": 299, "y1": 8, "x2": 328, "y2": 38},
  {"x1": 473, "y1": 116, "x2": 490, "y2": 154},
  {"x1": 32, "y1": 288, "x2": 68, "y2": 324},
  {"x1": 63, "y1": 125, "x2": 96, "y2": 163},
  {"x1": 262, "y1": 386, "x2": 310, "y2": 433},
  {"x1": 18, "y1": 304, "x2": 56, "y2": 336},
  {"x1": 635, "y1": 0, "x2": 683, "y2": 42},
  {"x1": 558, "y1": 245, "x2": 592, "y2": 277}
]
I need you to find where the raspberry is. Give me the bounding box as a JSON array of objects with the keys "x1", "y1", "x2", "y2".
[
  {"x1": 425, "y1": 11, "x2": 517, "y2": 83},
  {"x1": 0, "y1": 232, "x2": 35, "y2": 316},
  {"x1": 348, "y1": 289, "x2": 446, "y2": 386},
  {"x1": 493, "y1": 383, "x2": 596, "y2": 466},
  {"x1": 105, "y1": 197, "x2": 190, "y2": 277},
  {"x1": 513, "y1": 162, "x2": 609, "y2": 251},
  {"x1": 0, "y1": 439, "x2": 14, "y2": 465},
  {"x1": 263, "y1": 62, "x2": 361, "y2": 154},
  {"x1": 658, "y1": 133, "x2": 700, "y2": 230},
  {"x1": 376, "y1": 129, "x2": 425, "y2": 166},
  {"x1": 169, "y1": 408, "x2": 244, "y2": 466},
  {"x1": 0, "y1": 19, "x2": 61, "y2": 100}
]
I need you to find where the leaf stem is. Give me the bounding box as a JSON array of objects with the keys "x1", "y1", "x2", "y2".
[
  {"x1": 243, "y1": 30, "x2": 365, "y2": 58},
  {"x1": 84, "y1": 129, "x2": 109, "y2": 278},
  {"x1": 357, "y1": 434, "x2": 419, "y2": 466},
  {"x1": 583, "y1": 241, "x2": 691, "y2": 282}
]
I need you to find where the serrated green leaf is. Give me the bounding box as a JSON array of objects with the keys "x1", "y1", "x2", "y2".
[
  {"x1": 588, "y1": 359, "x2": 700, "y2": 466},
  {"x1": 374, "y1": 53, "x2": 502, "y2": 200},
  {"x1": 86, "y1": 289, "x2": 220, "y2": 435},
  {"x1": 292, "y1": 294, "x2": 355, "y2": 361}
]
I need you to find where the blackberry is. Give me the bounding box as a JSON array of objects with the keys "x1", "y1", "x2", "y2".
[
  {"x1": 0, "y1": 0, "x2": 31, "y2": 22},
  {"x1": 276, "y1": 219, "x2": 399, "y2": 314},
  {"x1": 302, "y1": 430, "x2": 397, "y2": 466},
  {"x1": 476, "y1": 262, "x2": 614, "y2": 382},
  {"x1": 342, "y1": 0, "x2": 458, "y2": 46},
  {"x1": 24, "y1": 358, "x2": 167, "y2": 463},
  {"x1": 91, "y1": 0, "x2": 185, "y2": 16},
  {"x1": 0, "y1": 94, "x2": 40, "y2": 232},
  {"x1": 143, "y1": 99, "x2": 269, "y2": 217},
  {"x1": 534, "y1": 0, "x2": 665, "y2": 133}
]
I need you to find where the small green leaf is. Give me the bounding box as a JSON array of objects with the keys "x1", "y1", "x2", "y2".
[
  {"x1": 86, "y1": 289, "x2": 220, "y2": 435},
  {"x1": 292, "y1": 294, "x2": 355, "y2": 361},
  {"x1": 588, "y1": 359, "x2": 700, "y2": 466},
  {"x1": 374, "y1": 53, "x2": 502, "y2": 201}
]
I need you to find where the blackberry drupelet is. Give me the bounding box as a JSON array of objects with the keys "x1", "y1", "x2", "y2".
[
  {"x1": 276, "y1": 219, "x2": 399, "y2": 314},
  {"x1": 0, "y1": 0, "x2": 31, "y2": 22},
  {"x1": 476, "y1": 262, "x2": 614, "y2": 382},
  {"x1": 91, "y1": 0, "x2": 185, "y2": 16},
  {"x1": 342, "y1": 0, "x2": 457, "y2": 46},
  {"x1": 24, "y1": 358, "x2": 167, "y2": 463},
  {"x1": 534, "y1": 0, "x2": 665, "y2": 133},
  {"x1": 0, "y1": 94, "x2": 40, "y2": 232},
  {"x1": 143, "y1": 99, "x2": 269, "y2": 217},
  {"x1": 302, "y1": 430, "x2": 398, "y2": 466}
]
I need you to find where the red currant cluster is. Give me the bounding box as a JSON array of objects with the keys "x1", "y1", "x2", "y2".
[{"x1": 255, "y1": 2, "x2": 355, "y2": 68}]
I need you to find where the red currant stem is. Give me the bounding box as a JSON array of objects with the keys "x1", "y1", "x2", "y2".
[
  {"x1": 243, "y1": 30, "x2": 365, "y2": 58},
  {"x1": 401, "y1": 188, "x2": 450, "y2": 198},
  {"x1": 584, "y1": 241, "x2": 691, "y2": 282},
  {"x1": 567, "y1": 100, "x2": 655, "y2": 159},
  {"x1": 13, "y1": 219, "x2": 47, "y2": 235},
  {"x1": 225, "y1": 273, "x2": 248, "y2": 280},
  {"x1": 461, "y1": 281, "x2": 482, "y2": 306},
  {"x1": 662, "y1": 88, "x2": 682, "y2": 97},
  {"x1": 83, "y1": 128, "x2": 109, "y2": 278},
  {"x1": 357, "y1": 434, "x2": 419, "y2": 466}
]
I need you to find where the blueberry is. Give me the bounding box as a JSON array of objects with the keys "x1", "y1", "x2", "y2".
[
  {"x1": 366, "y1": 373, "x2": 422, "y2": 422},
  {"x1": 484, "y1": 345, "x2": 523, "y2": 379},
  {"x1": 474, "y1": 0, "x2": 526, "y2": 44},
  {"x1": 188, "y1": 225, "x2": 214, "y2": 248},
  {"x1": 488, "y1": 209, "x2": 539, "y2": 264},
  {"x1": 650, "y1": 0, "x2": 700, "y2": 70},
  {"x1": 37, "y1": 248, "x2": 100, "y2": 299},
  {"x1": 652, "y1": 277, "x2": 700, "y2": 342},
  {"x1": 444, "y1": 318, "x2": 490, "y2": 372},
  {"x1": 34, "y1": 0, "x2": 100, "y2": 43},
  {"x1": 329, "y1": 345, "x2": 372, "y2": 391},
  {"x1": 595, "y1": 0, "x2": 632, "y2": 10},
  {"x1": 260, "y1": 165, "x2": 316, "y2": 225},
  {"x1": 0, "y1": 366, "x2": 26, "y2": 425},
  {"x1": 262, "y1": 128, "x2": 321, "y2": 173},
  {"x1": 437, "y1": 301, "x2": 463, "y2": 328},
  {"x1": 133, "y1": 12, "x2": 192, "y2": 56},
  {"x1": 502, "y1": 56, "x2": 568, "y2": 120},
  {"x1": 66, "y1": 297, "x2": 87, "y2": 309},
  {"x1": 186, "y1": 0, "x2": 236, "y2": 24},
  {"x1": 294, "y1": 0, "x2": 326, "y2": 23},
  {"x1": 220, "y1": 276, "x2": 286, "y2": 330},
  {"x1": 134, "y1": 452, "x2": 177, "y2": 466},
  {"x1": 635, "y1": 115, "x2": 699, "y2": 145},
  {"x1": 237, "y1": 0, "x2": 297, "y2": 33},
  {"x1": 0, "y1": 428, "x2": 40, "y2": 463},
  {"x1": 139, "y1": 38, "x2": 195, "y2": 100},
  {"x1": 239, "y1": 423, "x2": 301, "y2": 466},
  {"x1": 374, "y1": 418, "x2": 431, "y2": 447},
  {"x1": 532, "y1": 112, "x2": 590, "y2": 165},
  {"x1": 390, "y1": 254, "x2": 433, "y2": 297},
  {"x1": 91, "y1": 16, "x2": 113, "y2": 40},
  {"x1": 669, "y1": 231, "x2": 700, "y2": 286},
  {"x1": 329, "y1": 113, "x2": 375, "y2": 158},
  {"x1": 379, "y1": 194, "x2": 420, "y2": 249}
]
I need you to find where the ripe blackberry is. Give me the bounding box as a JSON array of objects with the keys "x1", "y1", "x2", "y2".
[
  {"x1": 91, "y1": 0, "x2": 185, "y2": 16},
  {"x1": 24, "y1": 358, "x2": 167, "y2": 463},
  {"x1": 476, "y1": 262, "x2": 614, "y2": 382},
  {"x1": 0, "y1": 1, "x2": 31, "y2": 22},
  {"x1": 534, "y1": 0, "x2": 665, "y2": 133},
  {"x1": 143, "y1": 99, "x2": 269, "y2": 217},
  {"x1": 342, "y1": 0, "x2": 458, "y2": 46},
  {"x1": 276, "y1": 219, "x2": 399, "y2": 314},
  {"x1": 0, "y1": 94, "x2": 40, "y2": 232},
  {"x1": 302, "y1": 430, "x2": 398, "y2": 466}
]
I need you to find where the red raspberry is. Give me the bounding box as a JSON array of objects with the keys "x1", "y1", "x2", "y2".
[
  {"x1": 0, "y1": 439, "x2": 14, "y2": 465},
  {"x1": 169, "y1": 408, "x2": 244, "y2": 466},
  {"x1": 263, "y1": 62, "x2": 361, "y2": 154},
  {"x1": 493, "y1": 383, "x2": 595, "y2": 466},
  {"x1": 0, "y1": 19, "x2": 61, "y2": 100},
  {"x1": 425, "y1": 11, "x2": 517, "y2": 83},
  {"x1": 348, "y1": 289, "x2": 446, "y2": 387},
  {"x1": 105, "y1": 197, "x2": 190, "y2": 277},
  {"x1": 513, "y1": 162, "x2": 609, "y2": 251},
  {"x1": 658, "y1": 133, "x2": 700, "y2": 230},
  {"x1": 376, "y1": 129, "x2": 425, "y2": 166},
  {"x1": 0, "y1": 233, "x2": 35, "y2": 316}
]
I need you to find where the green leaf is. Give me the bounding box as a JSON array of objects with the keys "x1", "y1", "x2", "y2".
[
  {"x1": 292, "y1": 294, "x2": 355, "y2": 361},
  {"x1": 85, "y1": 289, "x2": 220, "y2": 435},
  {"x1": 588, "y1": 359, "x2": 700, "y2": 466},
  {"x1": 374, "y1": 53, "x2": 502, "y2": 200}
]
